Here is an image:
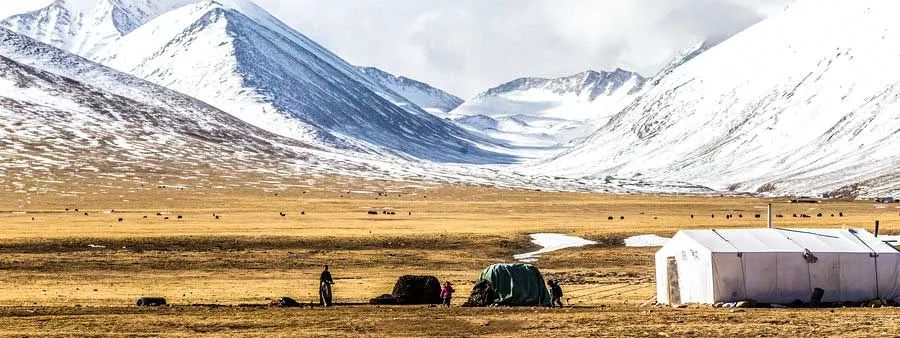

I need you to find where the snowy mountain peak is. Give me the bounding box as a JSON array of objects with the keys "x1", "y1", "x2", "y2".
[
  {"x1": 1, "y1": 0, "x2": 194, "y2": 57},
  {"x1": 530, "y1": 0, "x2": 900, "y2": 196},
  {"x1": 357, "y1": 66, "x2": 464, "y2": 116},
  {"x1": 479, "y1": 69, "x2": 645, "y2": 100},
  {"x1": 77, "y1": 0, "x2": 510, "y2": 163},
  {"x1": 650, "y1": 40, "x2": 714, "y2": 85},
  {"x1": 449, "y1": 68, "x2": 647, "y2": 154}
]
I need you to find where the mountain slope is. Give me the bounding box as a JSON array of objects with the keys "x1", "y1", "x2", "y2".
[
  {"x1": 531, "y1": 0, "x2": 900, "y2": 196},
  {"x1": 449, "y1": 69, "x2": 645, "y2": 152},
  {"x1": 28, "y1": 0, "x2": 508, "y2": 164},
  {"x1": 357, "y1": 66, "x2": 463, "y2": 116},
  {"x1": 0, "y1": 0, "x2": 194, "y2": 58},
  {"x1": 0, "y1": 26, "x2": 324, "y2": 188}
]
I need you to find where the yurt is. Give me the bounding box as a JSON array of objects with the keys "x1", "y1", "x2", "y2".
[{"x1": 656, "y1": 228, "x2": 900, "y2": 305}]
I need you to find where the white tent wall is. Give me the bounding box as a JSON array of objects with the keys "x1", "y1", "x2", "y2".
[
  {"x1": 876, "y1": 254, "x2": 900, "y2": 302},
  {"x1": 655, "y1": 233, "x2": 714, "y2": 304},
  {"x1": 741, "y1": 252, "x2": 811, "y2": 304},
  {"x1": 710, "y1": 252, "x2": 745, "y2": 302},
  {"x1": 656, "y1": 228, "x2": 900, "y2": 305}
]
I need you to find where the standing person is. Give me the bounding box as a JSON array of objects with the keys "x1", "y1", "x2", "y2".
[
  {"x1": 440, "y1": 281, "x2": 455, "y2": 307},
  {"x1": 319, "y1": 265, "x2": 334, "y2": 307},
  {"x1": 548, "y1": 280, "x2": 564, "y2": 308}
]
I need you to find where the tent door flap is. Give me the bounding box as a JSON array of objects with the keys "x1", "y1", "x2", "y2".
[{"x1": 666, "y1": 256, "x2": 681, "y2": 305}]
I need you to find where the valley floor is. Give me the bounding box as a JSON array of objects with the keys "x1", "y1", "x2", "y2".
[{"x1": 1, "y1": 182, "x2": 899, "y2": 336}]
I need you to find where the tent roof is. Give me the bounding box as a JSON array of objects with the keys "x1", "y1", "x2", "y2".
[{"x1": 677, "y1": 228, "x2": 898, "y2": 253}]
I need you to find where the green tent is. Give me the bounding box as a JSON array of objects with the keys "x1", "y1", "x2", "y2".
[{"x1": 478, "y1": 263, "x2": 551, "y2": 306}]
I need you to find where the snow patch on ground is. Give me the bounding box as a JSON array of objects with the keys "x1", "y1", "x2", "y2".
[
  {"x1": 624, "y1": 234, "x2": 670, "y2": 247},
  {"x1": 514, "y1": 233, "x2": 597, "y2": 262}
]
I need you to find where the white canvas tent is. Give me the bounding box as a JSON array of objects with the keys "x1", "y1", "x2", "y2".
[{"x1": 656, "y1": 228, "x2": 900, "y2": 305}]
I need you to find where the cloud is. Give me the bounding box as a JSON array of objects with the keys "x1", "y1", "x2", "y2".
[{"x1": 5, "y1": 0, "x2": 789, "y2": 99}]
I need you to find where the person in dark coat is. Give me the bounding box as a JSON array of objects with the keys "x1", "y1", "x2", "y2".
[
  {"x1": 320, "y1": 265, "x2": 334, "y2": 307},
  {"x1": 548, "y1": 280, "x2": 563, "y2": 308}
]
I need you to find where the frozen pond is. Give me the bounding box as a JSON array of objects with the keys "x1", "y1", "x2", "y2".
[
  {"x1": 624, "y1": 234, "x2": 670, "y2": 247},
  {"x1": 514, "y1": 233, "x2": 597, "y2": 262}
]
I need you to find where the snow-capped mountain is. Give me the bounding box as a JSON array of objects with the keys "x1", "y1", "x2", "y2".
[
  {"x1": 3, "y1": 0, "x2": 510, "y2": 164},
  {"x1": 1, "y1": 0, "x2": 194, "y2": 58},
  {"x1": 357, "y1": 66, "x2": 463, "y2": 116},
  {"x1": 0, "y1": 26, "x2": 714, "y2": 197},
  {"x1": 449, "y1": 69, "x2": 645, "y2": 153},
  {"x1": 530, "y1": 0, "x2": 900, "y2": 196},
  {"x1": 0, "y1": 26, "x2": 328, "y2": 188}
]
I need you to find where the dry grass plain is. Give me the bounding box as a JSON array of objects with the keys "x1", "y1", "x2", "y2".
[{"x1": 2, "y1": 179, "x2": 900, "y2": 337}]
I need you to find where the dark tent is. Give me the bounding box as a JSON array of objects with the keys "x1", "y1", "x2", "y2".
[
  {"x1": 464, "y1": 263, "x2": 551, "y2": 306},
  {"x1": 369, "y1": 275, "x2": 442, "y2": 305}
]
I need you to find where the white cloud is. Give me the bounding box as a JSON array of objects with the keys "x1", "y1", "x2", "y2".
[
  {"x1": 1, "y1": 0, "x2": 791, "y2": 98},
  {"x1": 254, "y1": 0, "x2": 791, "y2": 98}
]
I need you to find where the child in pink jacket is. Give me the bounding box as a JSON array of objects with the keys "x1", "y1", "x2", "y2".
[{"x1": 440, "y1": 281, "x2": 454, "y2": 307}]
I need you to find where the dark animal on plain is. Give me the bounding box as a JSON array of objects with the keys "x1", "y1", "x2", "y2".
[
  {"x1": 75, "y1": 209, "x2": 79, "y2": 212},
  {"x1": 831, "y1": 214, "x2": 835, "y2": 217},
  {"x1": 712, "y1": 214, "x2": 715, "y2": 218},
  {"x1": 690, "y1": 214, "x2": 694, "y2": 219},
  {"x1": 118, "y1": 218, "x2": 123, "y2": 222},
  {"x1": 279, "y1": 212, "x2": 286, "y2": 217},
  {"x1": 382, "y1": 211, "x2": 388, "y2": 215},
  {"x1": 156, "y1": 213, "x2": 162, "y2": 216},
  {"x1": 164, "y1": 217, "x2": 169, "y2": 220},
  {"x1": 65, "y1": 208, "x2": 69, "y2": 211},
  {"x1": 776, "y1": 214, "x2": 784, "y2": 218},
  {"x1": 301, "y1": 211, "x2": 305, "y2": 215},
  {"x1": 738, "y1": 214, "x2": 743, "y2": 218},
  {"x1": 620, "y1": 216, "x2": 624, "y2": 220},
  {"x1": 754, "y1": 214, "x2": 761, "y2": 219},
  {"x1": 275, "y1": 193, "x2": 278, "y2": 197},
  {"x1": 608, "y1": 216, "x2": 614, "y2": 220},
  {"x1": 793, "y1": 214, "x2": 798, "y2": 218},
  {"x1": 31, "y1": 217, "x2": 34, "y2": 221},
  {"x1": 143, "y1": 216, "x2": 148, "y2": 219},
  {"x1": 839, "y1": 212, "x2": 844, "y2": 217},
  {"x1": 84, "y1": 212, "x2": 89, "y2": 216},
  {"x1": 816, "y1": 213, "x2": 823, "y2": 217},
  {"x1": 368, "y1": 211, "x2": 378, "y2": 215},
  {"x1": 177, "y1": 215, "x2": 183, "y2": 220},
  {"x1": 215, "y1": 215, "x2": 220, "y2": 220},
  {"x1": 408, "y1": 212, "x2": 412, "y2": 216}
]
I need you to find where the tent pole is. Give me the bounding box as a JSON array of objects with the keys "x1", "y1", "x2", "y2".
[{"x1": 767, "y1": 203, "x2": 772, "y2": 229}]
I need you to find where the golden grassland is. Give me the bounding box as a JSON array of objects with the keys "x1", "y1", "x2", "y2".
[{"x1": 2, "y1": 181, "x2": 900, "y2": 336}]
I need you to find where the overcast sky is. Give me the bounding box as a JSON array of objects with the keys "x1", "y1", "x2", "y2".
[
  {"x1": 0, "y1": 0, "x2": 791, "y2": 98},
  {"x1": 254, "y1": 0, "x2": 791, "y2": 98}
]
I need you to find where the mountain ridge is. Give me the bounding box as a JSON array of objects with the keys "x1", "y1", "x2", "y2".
[
  {"x1": 357, "y1": 66, "x2": 464, "y2": 116},
  {"x1": 529, "y1": 0, "x2": 900, "y2": 196}
]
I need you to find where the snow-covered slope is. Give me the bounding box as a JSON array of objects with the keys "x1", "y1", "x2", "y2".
[
  {"x1": 1, "y1": 0, "x2": 194, "y2": 58},
  {"x1": 4, "y1": 0, "x2": 510, "y2": 164},
  {"x1": 0, "y1": 26, "x2": 713, "y2": 197},
  {"x1": 0, "y1": 26, "x2": 331, "y2": 187},
  {"x1": 450, "y1": 69, "x2": 645, "y2": 152},
  {"x1": 531, "y1": 0, "x2": 900, "y2": 196},
  {"x1": 357, "y1": 66, "x2": 463, "y2": 116}
]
